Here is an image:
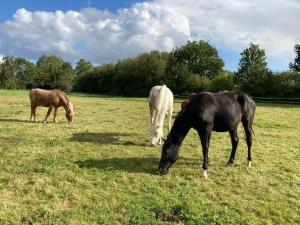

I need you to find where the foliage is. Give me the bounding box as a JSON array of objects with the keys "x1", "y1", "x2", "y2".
[
  {"x1": 0, "y1": 56, "x2": 18, "y2": 88},
  {"x1": 209, "y1": 71, "x2": 235, "y2": 92},
  {"x1": 165, "y1": 61, "x2": 190, "y2": 94},
  {"x1": 272, "y1": 71, "x2": 300, "y2": 97},
  {"x1": 14, "y1": 57, "x2": 37, "y2": 89},
  {"x1": 35, "y1": 55, "x2": 74, "y2": 91},
  {"x1": 235, "y1": 43, "x2": 272, "y2": 96},
  {"x1": 289, "y1": 44, "x2": 300, "y2": 71},
  {"x1": 0, "y1": 90, "x2": 300, "y2": 224},
  {"x1": 113, "y1": 51, "x2": 168, "y2": 96},
  {"x1": 185, "y1": 74, "x2": 211, "y2": 93},
  {"x1": 167, "y1": 40, "x2": 224, "y2": 79},
  {"x1": 75, "y1": 59, "x2": 94, "y2": 79},
  {"x1": 0, "y1": 41, "x2": 300, "y2": 98}
]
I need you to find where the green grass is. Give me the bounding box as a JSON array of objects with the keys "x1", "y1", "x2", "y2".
[{"x1": 0, "y1": 89, "x2": 299, "y2": 225}]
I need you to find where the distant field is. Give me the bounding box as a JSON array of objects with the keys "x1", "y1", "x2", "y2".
[{"x1": 0, "y1": 89, "x2": 299, "y2": 225}]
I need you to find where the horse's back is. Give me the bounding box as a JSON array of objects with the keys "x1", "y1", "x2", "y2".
[
  {"x1": 189, "y1": 91, "x2": 255, "y2": 131},
  {"x1": 29, "y1": 88, "x2": 60, "y2": 107},
  {"x1": 149, "y1": 85, "x2": 173, "y2": 111}
]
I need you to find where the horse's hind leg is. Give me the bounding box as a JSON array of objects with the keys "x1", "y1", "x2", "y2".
[
  {"x1": 43, "y1": 106, "x2": 54, "y2": 123},
  {"x1": 242, "y1": 117, "x2": 253, "y2": 167},
  {"x1": 53, "y1": 107, "x2": 58, "y2": 123},
  {"x1": 166, "y1": 109, "x2": 173, "y2": 133},
  {"x1": 225, "y1": 128, "x2": 239, "y2": 167},
  {"x1": 30, "y1": 104, "x2": 37, "y2": 122}
]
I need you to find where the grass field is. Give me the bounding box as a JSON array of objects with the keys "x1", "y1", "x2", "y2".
[{"x1": 0, "y1": 89, "x2": 299, "y2": 225}]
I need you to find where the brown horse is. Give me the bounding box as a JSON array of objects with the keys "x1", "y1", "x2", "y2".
[
  {"x1": 29, "y1": 88, "x2": 74, "y2": 123},
  {"x1": 180, "y1": 93, "x2": 197, "y2": 109}
]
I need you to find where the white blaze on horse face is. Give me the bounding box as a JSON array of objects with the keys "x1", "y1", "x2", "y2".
[{"x1": 151, "y1": 124, "x2": 162, "y2": 146}]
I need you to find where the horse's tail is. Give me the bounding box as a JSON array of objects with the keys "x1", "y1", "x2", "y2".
[{"x1": 238, "y1": 92, "x2": 256, "y2": 137}]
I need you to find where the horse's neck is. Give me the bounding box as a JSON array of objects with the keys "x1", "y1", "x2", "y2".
[
  {"x1": 170, "y1": 112, "x2": 192, "y2": 145},
  {"x1": 58, "y1": 93, "x2": 70, "y2": 111}
]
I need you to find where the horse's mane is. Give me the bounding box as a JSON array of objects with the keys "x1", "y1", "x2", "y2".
[{"x1": 54, "y1": 89, "x2": 70, "y2": 104}]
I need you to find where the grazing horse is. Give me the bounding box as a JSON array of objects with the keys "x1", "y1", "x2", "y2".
[
  {"x1": 149, "y1": 85, "x2": 173, "y2": 146},
  {"x1": 29, "y1": 88, "x2": 74, "y2": 123},
  {"x1": 158, "y1": 91, "x2": 256, "y2": 179}
]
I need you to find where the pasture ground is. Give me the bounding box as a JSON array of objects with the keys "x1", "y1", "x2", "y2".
[{"x1": 0, "y1": 89, "x2": 299, "y2": 225}]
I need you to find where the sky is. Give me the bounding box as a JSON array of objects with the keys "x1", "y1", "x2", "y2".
[{"x1": 0, "y1": 0, "x2": 299, "y2": 71}]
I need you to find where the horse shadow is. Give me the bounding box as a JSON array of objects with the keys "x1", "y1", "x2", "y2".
[
  {"x1": 0, "y1": 118, "x2": 33, "y2": 123},
  {"x1": 75, "y1": 157, "x2": 159, "y2": 174},
  {"x1": 75, "y1": 156, "x2": 201, "y2": 174},
  {"x1": 69, "y1": 132, "x2": 148, "y2": 146},
  {"x1": 0, "y1": 118, "x2": 68, "y2": 124}
]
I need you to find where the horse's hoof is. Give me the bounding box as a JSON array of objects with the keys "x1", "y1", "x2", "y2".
[
  {"x1": 248, "y1": 161, "x2": 252, "y2": 168},
  {"x1": 225, "y1": 163, "x2": 233, "y2": 167},
  {"x1": 43, "y1": 121, "x2": 47, "y2": 124},
  {"x1": 203, "y1": 170, "x2": 208, "y2": 180}
]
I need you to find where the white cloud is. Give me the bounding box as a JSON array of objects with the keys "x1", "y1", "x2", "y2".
[
  {"x1": 0, "y1": 0, "x2": 299, "y2": 69},
  {"x1": 0, "y1": 3, "x2": 190, "y2": 64},
  {"x1": 156, "y1": 0, "x2": 300, "y2": 65}
]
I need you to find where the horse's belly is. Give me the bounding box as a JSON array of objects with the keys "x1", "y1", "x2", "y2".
[
  {"x1": 212, "y1": 117, "x2": 240, "y2": 132},
  {"x1": 212, "y1": 126, "x2": 231, "y2": 132}
]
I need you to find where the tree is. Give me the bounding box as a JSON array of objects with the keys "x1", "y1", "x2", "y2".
[
  {"x1": 209, "y1": 71, "x2": 235, "y2": 92},
  {"x1": 272, "y1": 71, "x2": 300, "y2": 97},
  {"x1": 185, "y1": 74, "x2": 211, "y2": 93},
  {"x1": 73, "y1": 59, "x2": 94, "y2": 91},
  {"x1": 235, "y1": 43, "x2": 271, "y2": 96},
  {"x1": 35, "y1": 55, "x2": 74, "y2": 91},
  {"x1": 289, "y1": 44, "x2": 300, "y2": 72},
  {"x1": 113, "y1": 51, "x2": 169, "y2": 96},
  {"x1": 167, "y1": 40, "x2": 224, "y2": 79},
  {"x1": 0, "y1": 56, "x2": 17, "y2": 89},
  {"x1": 14, "y1": 57, "x2": 37, "y2": 89},
  {"x1": 75, "y1": 59, "x2": 94, "y2": 79}
]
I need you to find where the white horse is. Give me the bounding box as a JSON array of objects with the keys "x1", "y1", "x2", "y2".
[{"x1": 149, "y1": 85, "x2": 173, "y2": 146}]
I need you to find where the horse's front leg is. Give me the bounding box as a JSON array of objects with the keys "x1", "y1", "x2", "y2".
[
  {"x1": 43, "y1": 106, "x2": 53, "y2": 123},
  {"x1": 53, "y1": 107, "x2": 58, "y2": 123},
  {"x1": 226, "y1": 128, "x2": 239, "y2": 167},
  {"x1": 198, "y1": 124, "x2": 212, "y2": 179},
  {"x1": 30, "y1": 104, "x2": 37, "y2": 122}
]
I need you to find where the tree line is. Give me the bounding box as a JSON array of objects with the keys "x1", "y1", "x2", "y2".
[{"x1": 0, "y1": 41, "x2": 299, "y2": 97}]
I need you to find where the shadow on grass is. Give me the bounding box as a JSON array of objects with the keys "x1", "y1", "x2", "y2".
[
  {"x1": 75, "y1": 156, "x2": 201, "y2": 174},
  {"x1": 0, "y1": 118, "x2": 33, "y2": 123},
  {"x1": 0, "y1": 118, "x2": 67, "y2": 124},
  {"x1": 75, "y1": 157, "x2": 159, "y2": 174},
  {"x1": 69, "y1": 132, "x2": 148, "y2": 146}
]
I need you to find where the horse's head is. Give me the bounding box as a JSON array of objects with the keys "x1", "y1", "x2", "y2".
[
  {"x1": 158, "y1": 136, "x2": 179, "y2": 175},
  {"x1": 66, "y1": 102, "x2": 74, "y2": 123},
  {"x1": 150, "y1": 124, "x2": 163, "y2": 146}
]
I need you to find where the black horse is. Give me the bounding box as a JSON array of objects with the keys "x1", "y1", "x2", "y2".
[{"x1": 158, "y1": 91, "x2": 256, "y2": 179}]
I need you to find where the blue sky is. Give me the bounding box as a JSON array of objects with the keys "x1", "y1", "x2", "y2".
[
  {"x1": 0, "y1": 0, "x2": 299, "y2": 71},
  {"x1": 0, "y1": 0, "x2": 142, "y2": 20}
]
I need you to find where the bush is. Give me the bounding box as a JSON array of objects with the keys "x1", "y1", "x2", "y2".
[
  {"x1": 209, "y1": 71, "x2": 235, "y2": 92},
  {"x1": 185, "y1": 74, "x2": 211, "y2": 93}
]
